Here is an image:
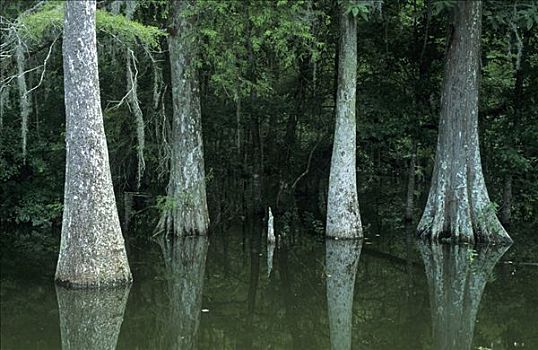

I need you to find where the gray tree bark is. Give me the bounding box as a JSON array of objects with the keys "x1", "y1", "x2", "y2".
[
  {"x1": 326, "y1": 1, "x2": 362, "y2": 239},
  {"x1": 56, "y1": 286, "x2": 130, "y2": 350},
  {"x1": 419, "y1": 242, "x2": 509, "y2": 350},
  {"x1": 55, "y1": 0, "x2": 132, "y2": 288},
  {"x1": 159, "y1": 0, "x2": 209, "y2": 236},
  {"x1": 326, "y1": 239, "x2": 362, "y2": 350},
  {"x1": 417, "y1": 1, "x2": 512, "y2": 244}
]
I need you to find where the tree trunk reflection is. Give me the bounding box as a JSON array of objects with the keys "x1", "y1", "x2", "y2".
[
  {"x1": 326, "y1": 239, "x2": 363, "y2": 350},
  {"x1": 419, "y1": 242, "x2": 509, "y2": 350},
  {"x1": 56, "y1": 286, "x2": 130, "y2": 350},
  {"x1": 156, "y1": 236, "x2": 209, "y2": 350}
]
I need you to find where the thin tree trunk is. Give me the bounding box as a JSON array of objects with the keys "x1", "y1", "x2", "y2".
[
  {"x1": 502, "y1": 40, "x2": 527, "y2": 226},
  {"x1": 235, "y1": 91, "x2": 241, "y2": 156},
  {"x1": 326, "y1": 1, "x2": 362, "y2": 239},
  {"x1": 160, "y1": 0, "x2": 209, "y2": 236},
  {"x1": 405, "y1": 146, "x2": 417, "y2": 221},
  {"x1": 56, "y1": 0, "x2": 132, "y2": 288},
  {"x1": 417, "y1": 1, "x2": 511, "y2": 244},
  {"x1": 501, "y1": 173, "x2": 512, "y2": 225}
]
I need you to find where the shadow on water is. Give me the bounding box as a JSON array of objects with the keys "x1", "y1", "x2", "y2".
[
  {"x1": 326, "y1": 239, "x2": 362, "y2": 350},
  {"x1": 153, "y1": 236, "x2": 209, "y2": 350},
  {"x1": 419, "y1": 242, "x2": 510, "y2": 350},
  {"x1": 56, "y1": 286, "x2": 130, "y2": 350}
]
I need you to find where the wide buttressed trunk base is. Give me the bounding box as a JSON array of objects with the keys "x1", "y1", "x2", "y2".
[
  {"x1": 158, "y1": 0, "x2": 209, "y2": 238},
  {"x1": 417, "y1": 1, "x2": 511, "y2": 245},
  {"x1": 56, "y1": 0, "x2": 132, "y2": 288},
  {"x1": 325, "y1": 0, "x2": 362, "y2": 240}
]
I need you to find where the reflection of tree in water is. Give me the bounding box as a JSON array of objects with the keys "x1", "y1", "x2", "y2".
[
  {"x1": 326, "y1": 239, "x2": 362, "y2": 350},
  {"x1": 155, "y1": 236, "x2": 209, "y2": 350},
  {"x1": 56, "y1": 286, "x2": 130, "y2": 350},
  {"x1": 419, "y1": 243, "x2": 509, "y2": 350}
]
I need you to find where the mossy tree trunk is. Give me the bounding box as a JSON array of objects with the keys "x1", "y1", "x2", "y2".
[
  {"x1": 326, "y1": 1, "x2": 362, "y2": 239},
  {"x1": 160, "y1": 0, "x2": 209, "y2": 236},
  {"x1": 55, "y1": 0, "x2": 132, "y2": 288},
  {"x1": 417, "y1": 1, "x2": 512, "y2": 244}
]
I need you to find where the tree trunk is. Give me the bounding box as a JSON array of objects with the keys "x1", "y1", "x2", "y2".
[
  {"x1": 405, "y1": 146, "x2": 417, "y2": 222},
  {"x1": 501, "y1": 41, "x2": 527, "y2": 227},
  {"x1": 56, "y1": 0, "x2": 132, "y2": 288},
  {"x1": 501, "y1": 173, "x2": 512, "y2": 226},
  {"x1": 160, "y1": 0, "x2": 209, "y2": 236},
  {"x1": 56, "y1": 286, "x2": 130, "y2": 350},
  {"x1": 419, "y1": 243, "x2": 509, "y2": 350},
  {"x1": 326, "y1": 240, "x2": 362, "y2": 350},
  {"x1": 417, "y1": 1, "x2": 511, "y2": 244},
  {"x1": 326, "y1": 1, "x2": 362, "y2": 239}
]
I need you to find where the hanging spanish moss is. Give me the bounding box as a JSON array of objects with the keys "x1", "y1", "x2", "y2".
[
  {"x1": 152, "y1": 58, "x2": 163, "y2": 113},
  {"x1": 126, "y1": 49, "x2": 146, "y2": 189},
  {"x1": 110, "y1": 0, "x2": 123, "y2": 15},
  {"x1": 125, "y1": 0, "x2": 137, "y2": 19},
  {"x1": 0, "y1": 85, "x2": 10, "y2": 132},
  {"x1": 122, "y1": 1, "x2": 146, "y2": 189},
  {"x1": 16, "y1": 39, "x2": 31, "y2": 162}
]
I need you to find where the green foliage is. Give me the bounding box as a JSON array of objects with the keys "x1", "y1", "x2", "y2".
[
  {"x1": 95, "y1": 9, "x2": 165, "y2": 48},
  {"x1": 16, "y1": 1, "x2": 164, "y2": 49},
  {"x1": 345, "y1": 2, "x2": 370, "y2": 21},
  {"x1": 1, "y1": 0, "x2": 537, "y2": 233},
  {"x1": 195, "y1": 0, "x2": 323, "y2": 99},
  {"x1": 155, "y1": 195, "x2": 176, "y2": 212},
  {"x1": 484, "y1": 1, "x2": 538, "y2": 31},
  {"x1": 18, "y1": 2, "x2": 63, "y2": 43}
]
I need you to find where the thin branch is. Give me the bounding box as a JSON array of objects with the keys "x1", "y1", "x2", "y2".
[
  {"x1": 291, "y1": 139, "x2": 320, "y2": 190},
  {"x1": 25, "y1": 34, "x2": 59, "y2": 96}
]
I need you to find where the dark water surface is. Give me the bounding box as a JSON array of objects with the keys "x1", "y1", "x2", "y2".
[{"x1": 1, "y1": 221, "x2": 537, "y2": 350}]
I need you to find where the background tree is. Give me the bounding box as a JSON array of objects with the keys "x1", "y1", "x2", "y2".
[
  {"x1": 158, "y1": 0, "x2": 209, "y2": 237},
  {"x1": 55, "y1": 0, "x2": 132, "y2": 287}
]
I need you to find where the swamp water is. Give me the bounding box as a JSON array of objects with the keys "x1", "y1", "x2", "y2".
[{"x1": 1, "y1": 220, "x2": 537, "y2": 350}]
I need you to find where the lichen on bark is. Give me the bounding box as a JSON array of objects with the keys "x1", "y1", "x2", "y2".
[
  {"x1": 326, "y1": 0, "x2": 362, "y2": 239},
  {"x1": 158, "y1": 0, "x2": 209, "y2": 237},
  {"x1": 417, "y1": 1, "x2": 512, "y2": 244},
  {"x1": 55, "y1": 0, "x2": 132, "y2": 288}
]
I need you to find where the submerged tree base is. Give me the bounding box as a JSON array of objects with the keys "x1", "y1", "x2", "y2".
[
  {"x1": 55, "y1": 277, "x2": 133, "y2": 289},
  {"x1": 325, "y1": 233, "x2": 363, "y2": 240},
  {"x1": 417, "y1": 207, "x2": 513, "y2": 245}
]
